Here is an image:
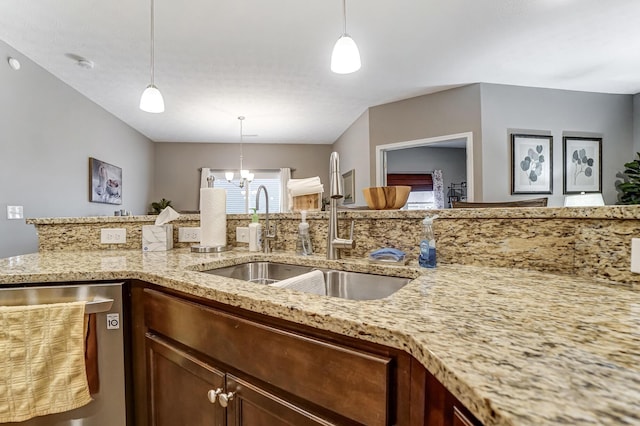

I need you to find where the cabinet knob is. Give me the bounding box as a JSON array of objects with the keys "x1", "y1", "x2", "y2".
[
  {"x1": 207, "y1": 388, "x2": 222, "y2": 404},
  {"x1": 218, "y1": 391, "x2": 235, "y2": 408}
]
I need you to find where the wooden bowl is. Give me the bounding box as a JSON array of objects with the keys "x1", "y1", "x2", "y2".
[{"x1": 362, "y1": 186, "x2": 411, "y2": 209}]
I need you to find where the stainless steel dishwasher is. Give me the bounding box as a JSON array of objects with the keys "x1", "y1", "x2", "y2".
[{"x1": 0, "y1": 282, "x2": 127, "y2": 426}]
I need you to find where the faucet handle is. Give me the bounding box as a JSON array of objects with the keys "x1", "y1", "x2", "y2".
[{"x1": 348, "y1": 220, "x2": 354, "y2": 240}]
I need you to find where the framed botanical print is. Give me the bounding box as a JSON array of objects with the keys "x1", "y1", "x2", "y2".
[
  {"x1": 511, "y1": 134, "x2": 553, "y2": 194},
  {"x1": 563, "y1": 136, "x2": 602, "y2": 194}
]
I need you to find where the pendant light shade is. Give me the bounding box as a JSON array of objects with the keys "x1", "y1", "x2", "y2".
[
  {"x1": 331, "y1": 0, "x2": 361, "y2": 74},
  {"x1": 331, "y1": 35, "x2": 361, "y2": 74},
  {"x1": 140, "y1": 0, "x2": 164, "y2": 113},
  {"x1": 140, "y1": 84, "x2": 164, "y2": 113}
]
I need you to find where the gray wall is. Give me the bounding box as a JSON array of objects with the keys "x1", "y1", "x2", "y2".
[
  {"x1": 332, "y1": 110, "x2": 370, "y2": 206},
  {"x1": 387, "y1": 146, "x2": 467, "y2": 206},
  {"x1": 368, "y1": 85, "x2": 483, "y2": 200},
  {"x1": 480, "y1": 83, "x2": 633, "y2": 205},
  {"x1": 153, "y1": 142, "x2": 333, "y2": 211},
  {"x1": 0, "y1": 41, "x2": 154, "y2": 258}
]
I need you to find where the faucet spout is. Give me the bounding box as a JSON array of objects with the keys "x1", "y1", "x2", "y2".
[
  {"x1": 255, "y1": 185, "x2": 276, "y2": 253},
  {"x1": 327, "y1": 152, "x2": 355, "y2": 259},
  {"x1": 329, "y1": 151, "x2": 343, "y2": 199}
]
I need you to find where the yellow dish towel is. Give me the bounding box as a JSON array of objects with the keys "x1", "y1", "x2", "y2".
[{"x1": 0, "y1": 301, "x2": 92, "y2": 423}]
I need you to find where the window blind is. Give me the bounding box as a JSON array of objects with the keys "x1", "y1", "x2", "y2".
[{"x1": 207, "y1": 170, "x2": 281, "y2": 214}]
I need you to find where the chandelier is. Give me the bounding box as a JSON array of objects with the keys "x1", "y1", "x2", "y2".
[{"x1": 225, "y1": 116, "x2": 254, "y2": 188}]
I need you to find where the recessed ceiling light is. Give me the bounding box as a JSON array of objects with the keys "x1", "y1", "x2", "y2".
[{"x1": 7, "y1": 57, "x2": 20, "y2": 71}]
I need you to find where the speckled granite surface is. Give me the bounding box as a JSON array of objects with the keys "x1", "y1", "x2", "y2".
[
  {"x1": 27, "y1": 206, "x2": 640, "y2": 286},
  {"x1": 0, "y1": 248, "x2": 638, "y2": 426}
]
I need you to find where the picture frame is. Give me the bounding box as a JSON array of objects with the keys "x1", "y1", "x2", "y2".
[
  {"x1": 511, "y1": 134, "x2": 553, "y2": 194},
  {"x1": 90, "y1": 157, "x2": 122, "y2": 205},
  {"x1": 563, "y1": 136, "x2": 602, "y2": 194},
  {"x1": 342, "y1": 169, "x2": 355, "y2": 204}
]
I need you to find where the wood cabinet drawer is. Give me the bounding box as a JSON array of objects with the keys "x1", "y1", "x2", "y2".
[{"x1": 144, "y1": 289, "x2": 392, "y2": 426}]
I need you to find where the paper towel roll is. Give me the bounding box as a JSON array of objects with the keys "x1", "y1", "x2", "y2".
[{"x1": 200, "y1": 188, "x2": 227, "y2": 247}]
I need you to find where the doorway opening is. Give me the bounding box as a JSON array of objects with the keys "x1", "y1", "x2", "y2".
[{"x1": 375, "y1": 132, "x2": 474, "y2": 203}]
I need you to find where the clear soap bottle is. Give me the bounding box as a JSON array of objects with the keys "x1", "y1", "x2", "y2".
[
  {"x1": 296, "y1": 211, "x2": 313, "y2": 255},
  {"x1": 249, "y1": 208, "x2": 262, "y2": 252},
  {"x1": 418, "y1": 215, "x2": 438, "y2": 268}
]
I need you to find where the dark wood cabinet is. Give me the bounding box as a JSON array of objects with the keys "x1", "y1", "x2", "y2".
[
  {"x1": 225, "y1": 374, "x2": 335, "y2": 426},
  {"x1": 411, "y1": 359, "x2": 482, "y2": 426},
  {"x1": 146, "y1": 334, "x2": 225, "y2": 426},
  {"x1": 145, "y1": 332, "x2": 333, "y2": 426},
  {"x1": 131, "y1": 282, "x2": 481, "y2": 426}
]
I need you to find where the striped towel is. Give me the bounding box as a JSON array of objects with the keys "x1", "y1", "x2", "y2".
[{"x1": 0, "y1": 301, "x2": 92, "y2": 422}]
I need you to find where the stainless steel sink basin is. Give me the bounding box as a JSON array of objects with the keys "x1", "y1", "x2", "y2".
[
  {"x1": 202, "y1": 262, "x2": 410, "y2": 300},
  {"x1": 203, "y1": 262, "x2": 313, "y2": 285}
]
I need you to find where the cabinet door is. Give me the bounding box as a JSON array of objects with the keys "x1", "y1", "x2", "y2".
[
  {"x1": 146, "y1": 333, "x2": 226, "y2": 426},
  {"x1": 225, "y1": 374, "x2": 336, "y2": 426}
]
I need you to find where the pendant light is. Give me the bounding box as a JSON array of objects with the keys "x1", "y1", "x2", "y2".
[
  {"x1": 140, "y1": 0, "x2": 165, "y2": 113},
  {"x1": 330, "y1": 0, "x2": 361, "y2": 74}
]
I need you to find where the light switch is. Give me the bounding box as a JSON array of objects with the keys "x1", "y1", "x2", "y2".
[
  {"x1": 631, "y1": 238, "x2": 640, "y2": 274},
  {"x1": 7, "y1": 205, "x2": 23, "y2": 219}
]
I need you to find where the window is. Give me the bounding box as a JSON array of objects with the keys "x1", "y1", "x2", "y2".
[
  {"x1": 386, "y1": 173, "x2": 435, "y2": 209},
  {"x1": 208, "y1": 170, "x2": 282, "y2": 214}
]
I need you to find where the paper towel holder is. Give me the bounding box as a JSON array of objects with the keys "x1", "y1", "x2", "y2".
[{"x1": 191, "y1": 244, "x2": 229, "y2": 253}]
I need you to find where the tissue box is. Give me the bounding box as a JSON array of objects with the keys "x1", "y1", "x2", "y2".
[
  {"x1": 292, "y1": 192, "x2": 322, "y2": 211},
  {"x1": 142, "y1": 225, "x2": 174, "y2": 251}
]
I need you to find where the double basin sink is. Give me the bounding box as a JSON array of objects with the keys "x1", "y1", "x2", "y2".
[{"x1": 202, "y1": 262, "x2": 410, "y2": 301}]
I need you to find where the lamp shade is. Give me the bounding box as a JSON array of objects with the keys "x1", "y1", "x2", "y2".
[
  {"x1": 331, "y1": 34, "x2": 361, "y2": 74},
  {"x1": 225, "y1": 172, "x2": 235, "y2": 181},
  {"x1": 140, "y1": 84, "x2": 165, "y2": 113}
]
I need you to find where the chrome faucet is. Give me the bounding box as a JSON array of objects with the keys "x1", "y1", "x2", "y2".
[
  {"x1": 327, "y1": 152, "x2": 355, "y2": 259},
  {"x1": 255, "y1": 185, "x2": 277, "y2": 253}
]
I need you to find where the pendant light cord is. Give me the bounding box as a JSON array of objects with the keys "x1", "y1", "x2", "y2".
[
  {"x1": 150, "y1": 0, "x2": 155, "y2": 85},
  {"x1": 342, "y1": 0, "x2": 347, "y2": 35}
]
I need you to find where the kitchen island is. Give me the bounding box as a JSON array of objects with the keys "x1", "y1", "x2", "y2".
[{"x1": 0, "y1": 248, "x2": 638, "y2": 425}]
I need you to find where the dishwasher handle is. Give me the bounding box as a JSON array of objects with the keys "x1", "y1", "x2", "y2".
[{"x1": 85, "y1": 298, "x2": 114, "y2": 314}]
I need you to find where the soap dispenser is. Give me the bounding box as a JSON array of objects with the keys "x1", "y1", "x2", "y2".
[
  {"x1": 249, "y1": 208, "x2": 262, "y2": 252},
  {"x1": 296, "y1": 210, "x2": 313, "y2": 255},
  {"x1": 418, "y1": 214, "x2": 438, "y2": 268}
]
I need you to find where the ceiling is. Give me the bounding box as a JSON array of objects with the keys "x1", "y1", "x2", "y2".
[{"x1": 2, "y1": 0, "x2": 640, "y2": 144}]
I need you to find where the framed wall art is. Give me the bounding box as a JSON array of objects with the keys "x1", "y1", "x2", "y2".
[
  {"x1": 342, "y1": 169, "x2": 355, "y2": 204},
  {"x1": 90, "y1": 157, "x2": 122, "y2": 205},
  {"x1": 562, "y1": 136, "x2": 602, "y2": 194},
  {"x1": 511, "y1": 134, "x2": 553, "y2": 194}
]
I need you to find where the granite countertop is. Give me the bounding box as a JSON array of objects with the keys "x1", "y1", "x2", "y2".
[{"x1": 0, "y1": 248, "x2": 638, "y2": 426}]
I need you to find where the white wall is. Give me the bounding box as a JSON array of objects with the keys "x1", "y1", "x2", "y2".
[
  {"x1": 0, "y1": 41, "x2": 154, "y2": 258},
  {"x1": 480, "y1": 83, "x2": 633, "y2": 205},
  {"x1": 387, "y1": 146, "x2": 467, "y2": 206},
  {"x1": 332, "y1": 110, "x2": 370, "y2": 206}
]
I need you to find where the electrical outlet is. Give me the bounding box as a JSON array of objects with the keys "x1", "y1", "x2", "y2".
[
  {"x1": 178, "y1": 227, "x2": 201, "y2": 242},
  {"x1": 236, "y1": 227, "x2": 250, "y2": 243},
  {"x1": 631, "y1": 238, "x2": 640, "y2": 274},
  {"x1": 100, "y1": 228, "x2": 127, "y2": 244}
]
